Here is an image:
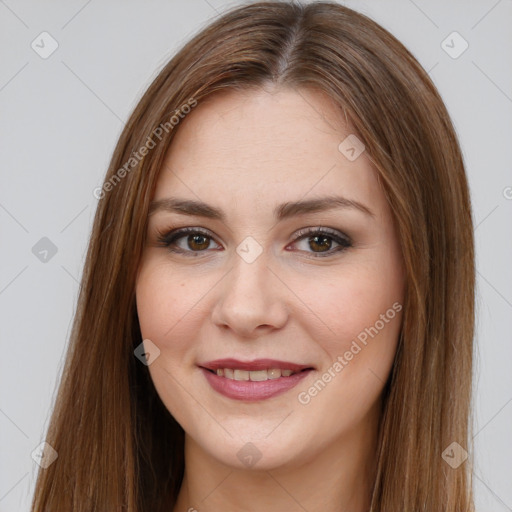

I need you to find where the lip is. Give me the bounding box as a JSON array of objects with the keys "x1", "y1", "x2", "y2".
[
  {"x1": 200, "y1": 358, "x2": 313, "y2": 372},
  {"x1": 199, "y1": 359, "x2": 314, "y2": 402}
]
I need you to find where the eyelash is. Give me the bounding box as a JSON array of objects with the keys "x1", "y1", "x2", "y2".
[{"x1": 155, "y1": 226, "x2": 352, "y2": 258}]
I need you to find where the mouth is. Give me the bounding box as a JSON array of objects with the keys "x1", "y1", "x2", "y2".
[{"x1": 199, "y1": 358, "x2": 315, "y2": 401}]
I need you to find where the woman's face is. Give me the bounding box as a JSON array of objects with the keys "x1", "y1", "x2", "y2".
[{"x1": 136, "y1": 86, "x2": 405, "y2": 470}]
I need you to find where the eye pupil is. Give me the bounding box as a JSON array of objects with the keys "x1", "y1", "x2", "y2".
[
  {"x1": 158, "y1": 227, "x2": 350, "y2": 258},
  {"x1": 189, "y1": 234, "x2": 209, "y2": 250},
  {"x1": 310, "y1": 235, "x2": 331, "y2": 252}
]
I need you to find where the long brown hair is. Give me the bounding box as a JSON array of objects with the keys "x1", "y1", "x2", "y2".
[{"x1": 31, "y1": 2, "x2": 475, "y2": 510}]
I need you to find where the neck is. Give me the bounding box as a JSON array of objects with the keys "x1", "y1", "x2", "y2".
[{"x1": 172, "y1": 401, "x2": 381, "y2": 512}]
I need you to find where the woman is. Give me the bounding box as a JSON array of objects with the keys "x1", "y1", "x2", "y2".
[{"x1": 31, "y1": 2, "x2": 475, "y2": 511}]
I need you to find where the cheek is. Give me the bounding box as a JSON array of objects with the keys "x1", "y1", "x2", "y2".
[
  {"x1": 135, "y1": 261, "x2": 205, "y2": 420},
  {"x1": 135, "y1": 261, "x2": 197, "y2": 360},
  {"x1": 299, "y1": 261, "x2": 402, "y2": 352},
  {"x1": 291, "y1": 249, "x2": 403, "y2": 424}
]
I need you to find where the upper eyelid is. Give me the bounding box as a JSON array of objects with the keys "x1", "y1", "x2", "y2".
[
  {"x1": 160, "y1": 225, "x2": 349, "y2": 241},
  {"x1": 155, "y1": 226, "x2": 353, "y2": 261},
  {"x1": 158, "y1": 226, "x2": 351, "y2": 252},
  {"x1": 295, "y1": 226, "x2": 350, "y2": 239}
]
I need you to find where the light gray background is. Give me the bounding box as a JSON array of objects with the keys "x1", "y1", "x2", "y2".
[{"x1": 1, "y1": 1, "x2": 511, "y2": 511}]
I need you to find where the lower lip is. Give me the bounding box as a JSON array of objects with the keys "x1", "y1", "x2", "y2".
[{"x1": 201, "y1": 368, "x2": 313, "y2": 401}]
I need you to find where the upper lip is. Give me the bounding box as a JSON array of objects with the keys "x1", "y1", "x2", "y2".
[{"x1": 199, "y1": 358, "x2": 314, "y2": 372}]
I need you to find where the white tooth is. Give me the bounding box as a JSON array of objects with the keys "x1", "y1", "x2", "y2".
[
  {"x1": 249, "y1": 370, "x2": 268, "y2": 381},
  {"x1": 216, "y1": 369, "x2": 224, "y2": 377},
  {"x1": 267, "y1": 369, "x2": 282, "y2": 379},
  {"x1": 234, "y1": 369, "x2": 250, "y2": 381},
  {"x1": 281, "y1": 369, "x2": 293, "y2": 377},
  {"x1": 224, "y1": 368, "x2": 234, "y2": 379}
]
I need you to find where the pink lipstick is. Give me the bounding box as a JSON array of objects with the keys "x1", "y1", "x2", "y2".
[{"x1": 199, "y1": 358, "x2": 314, "y2": 401}]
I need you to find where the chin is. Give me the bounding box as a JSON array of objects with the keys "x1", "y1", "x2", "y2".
[{"x1": 190, "y1": 419, "x2": 319, "y2": 471}]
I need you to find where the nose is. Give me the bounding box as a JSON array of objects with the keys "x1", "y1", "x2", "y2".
[{"x1": 211, "y1": 250, "x2": 288, "y2": 339}]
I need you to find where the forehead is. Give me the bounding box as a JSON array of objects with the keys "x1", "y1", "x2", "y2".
[
  {"x1": 154, "y1": 87, "x2": 384, "y2": 220},
  {"x1": 165, "y1": 86, "x2": 352, "y2": 165}
]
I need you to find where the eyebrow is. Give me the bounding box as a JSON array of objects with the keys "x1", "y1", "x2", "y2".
[{"x1": 148, "y1": 195, "x2": 375, "y2": 221}]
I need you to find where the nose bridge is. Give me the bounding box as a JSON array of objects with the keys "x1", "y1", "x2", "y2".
[
  {"x1": 211, "y1": 243, "x2": 287, "y2": 335},
  {"x1": 229, "y1": 246, "x2": 269, "y2": 299}
]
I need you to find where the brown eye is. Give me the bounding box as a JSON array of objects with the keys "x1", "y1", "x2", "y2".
[
  {"x1": 156, "y1": 227, "x2": 221, "y2": 256},
  {"x1": 186, "y1": 233, "x2": 210, "y2": 251},
  {"x1": 291, "y1": 228, "x2": 352, "y2": 257},
  {"x1": 308, "y1": 234, "x2": 334, "y2": 253}
]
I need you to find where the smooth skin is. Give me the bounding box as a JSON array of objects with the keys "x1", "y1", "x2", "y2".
[{"x1": 136, "y1": 85, "x2": 405, "y2": 512}]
